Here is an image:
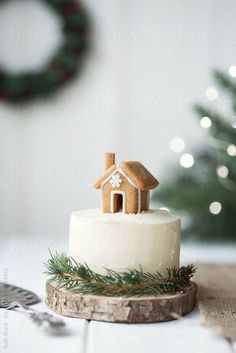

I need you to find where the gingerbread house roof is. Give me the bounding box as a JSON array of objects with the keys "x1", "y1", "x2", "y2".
[{"x1": 94, "y1": 161, "x2": 159, "y2": 191}]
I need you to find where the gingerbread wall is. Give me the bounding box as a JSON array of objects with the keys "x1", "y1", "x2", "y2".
[
  {"x1": 141, "y1": 191, "x2": 149, "y2": 211},
  {"x1": 102, "y1": 173, "x2": 139, "y2": 214}
]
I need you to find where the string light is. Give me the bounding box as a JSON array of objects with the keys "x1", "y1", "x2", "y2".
[
  {"x1": 206, "y1": 86, "x2": 218, "y2": 100},
  {"x1": 160, "y1": 207, "x2": 170, "y2": 212},
  {"x1": 216, "y1": 165, "x2": 228, "y2": 178},
  {"x1": 209, "y1": 201, "x2": 222, "y2": 215},
  {"x1": 170, "y1": 138, "x2": 185, "y2": 153},
  {"x1": 228, "y1": 65, "x2": 236, "y2": 77},
  {"x1": 231, "y1": 119, "x2": 236, "y2": 129},
  {"x1": 227, "y1": 144, "x2": 236, "y2": 156},
  {"x1": 200, "y1": 116, "x2": 212, "y2": 128},
  {"x1": 179, "y1": 153, "x2": 194, "y2": 168}
]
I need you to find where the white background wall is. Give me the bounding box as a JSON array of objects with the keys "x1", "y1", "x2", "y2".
[{"x1": 1, "y1": 0, "x2": 236, "y2": 237}]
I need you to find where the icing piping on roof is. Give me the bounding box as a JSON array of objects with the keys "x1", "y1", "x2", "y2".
[{"x1": 100, "y1": 166, "x2": 139, "y2": 190}]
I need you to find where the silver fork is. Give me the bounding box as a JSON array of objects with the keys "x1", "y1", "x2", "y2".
[
  {"x1": 6, "y1": 301, "x2": 65, "y2": 329},
  {"x1": 0, "y1": 282, "x2": 65, "y2": 331}
]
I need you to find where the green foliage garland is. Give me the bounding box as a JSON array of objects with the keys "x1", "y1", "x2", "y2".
[
  {"x1": 0, "y1": 0, "x2": 89, "y2": 103},
  {"x1": 45, "y1": 252, "x2": 196, "y2": 297}
]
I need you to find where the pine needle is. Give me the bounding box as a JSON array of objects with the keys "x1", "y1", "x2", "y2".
[{"x1": 45, "y1": 252, "x2": 196, "y2": 297}]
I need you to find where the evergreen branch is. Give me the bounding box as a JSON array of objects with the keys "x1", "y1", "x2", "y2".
[
  {"x1": 152, "y1": 68, "x2": 236, "y2": 242},
  {"x1": 194, "y1": 104, "x2": 236, "y2": 144},
  {"x1": 45, "y1": 252, "x2": 196, "y2": 297},
  {"x1": 214, "y1": 70, "x2": 236, "y2": 96}
]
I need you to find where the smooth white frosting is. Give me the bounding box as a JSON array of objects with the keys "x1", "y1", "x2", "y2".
[{"x1": 68, "y1": 209, "x2": 181, "y2": 274}]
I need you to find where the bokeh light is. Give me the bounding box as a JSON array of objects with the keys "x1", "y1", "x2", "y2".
[
  {"x1": 179, "y1": 153, "x2": 194, "y2": 168},
  {"x1": 227, "y1": 144, "x2": 236, "y2": 156},
  {"x1": 200, "y1": 116, "x2": 212, "y2": 128},
  {"x1": 206, "y1": 86, "x2": 218, "y2": 100},
  {"x1": 217, "y1": 165, "x2": 228, "y2": 178},
  {"x1": 170, "y1": 138, "x2": 185, "y2": 153},
  {"x1": 228, "y1": 65, "x2": 236, "y2": 77},
  {"x1": 209, "y1": 201, "x2": 222, "y2": 215}
]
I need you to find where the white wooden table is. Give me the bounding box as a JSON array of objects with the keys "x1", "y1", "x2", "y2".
[{"x1": 0, "y1": 234, "x2": 236, "y2": 353}]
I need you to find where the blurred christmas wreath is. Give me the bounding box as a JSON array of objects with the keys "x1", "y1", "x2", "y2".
[{"x1": 0, "y1": 0, "x2": 89, "y2": 103}]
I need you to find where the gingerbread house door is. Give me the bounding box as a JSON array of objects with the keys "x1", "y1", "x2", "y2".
[{"x1": 110, "y1": 191, "x2": 125, "y2": 213}]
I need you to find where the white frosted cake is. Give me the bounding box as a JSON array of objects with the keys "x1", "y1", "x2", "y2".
[
  {"x1": 46, "y1": 153, "x2": 197, "y2": 324},
  {"x1": 68, "y1": 153, "x2": 181, "y2": 275},
  {"x1": 69, "y1": 208, "x2": 180, "y2": 274}
]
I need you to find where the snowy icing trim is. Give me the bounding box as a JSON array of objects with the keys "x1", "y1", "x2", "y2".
[
  {"x1": 101, "y1": 169, "x2": 120, "y2": 188},
  {"x1": 110, "y1": 174, "x2": 122, "y2": 188},
  {"x1": 118, "y1": 168, "x2": 138, "y2": 189},
  {"x1": 100, "y1": 167, "x2": 139, "y2": 190},
  {"x1": 138, "y1": 189, "x2": 141, "y2": 213}
]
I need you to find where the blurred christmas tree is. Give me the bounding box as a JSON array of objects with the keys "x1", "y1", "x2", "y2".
[{"x1": 153, "y1": 69, "x2": 236, "y2": 242}]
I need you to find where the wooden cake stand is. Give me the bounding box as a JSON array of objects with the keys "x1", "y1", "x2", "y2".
[{"x1": 46, "y1": 281, "x2": 197, "y2": 323}]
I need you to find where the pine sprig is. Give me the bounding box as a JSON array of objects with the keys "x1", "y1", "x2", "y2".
[{"x1": 45, "y1": 252, "x2": 196, "y2": 297}]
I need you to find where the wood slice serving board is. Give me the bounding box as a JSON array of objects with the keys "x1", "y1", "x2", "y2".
[{"x1": 46, "y1": 281, "x2": 197, "y2": 323}]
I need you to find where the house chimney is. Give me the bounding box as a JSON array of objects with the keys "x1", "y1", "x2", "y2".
[{"x1": 104, "y1": 152, "x2": 115, "y2": 171}]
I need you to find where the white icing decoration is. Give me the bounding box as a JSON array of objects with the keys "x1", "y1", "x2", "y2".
[
  {"x1": 138, "y1": 189, "x2": 141, "y2": 213},
  {"x1": 101, "y1": 169, "x2": 119, "y2": 188},
  {"x1": 118, "y1": 168, "x2": 138, "y2": 189},
  {"x1": 110, "y1": 174, "x2": 122, "y2": 188}
]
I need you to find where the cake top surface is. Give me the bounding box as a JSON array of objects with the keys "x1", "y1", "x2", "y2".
[{"x1": 71, "y1": 208, "x2": 180, "y2": 225}]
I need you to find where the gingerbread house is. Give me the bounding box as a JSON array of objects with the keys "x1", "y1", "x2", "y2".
[{"x1": 94, "y1": 153, "x2": 159, "y2": 214}]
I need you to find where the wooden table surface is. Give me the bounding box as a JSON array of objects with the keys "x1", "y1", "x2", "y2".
[{"x1": 0, "y1": 234, "x2": 236, "y2": 353}]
